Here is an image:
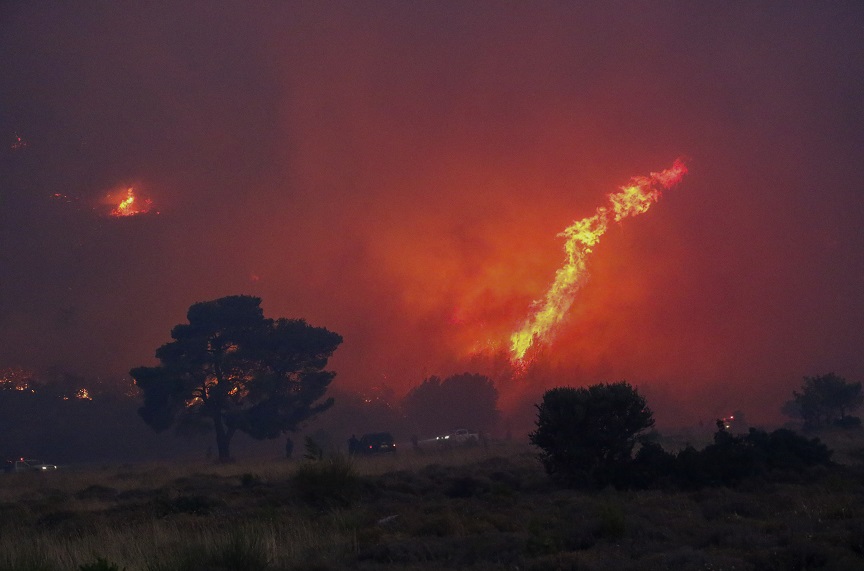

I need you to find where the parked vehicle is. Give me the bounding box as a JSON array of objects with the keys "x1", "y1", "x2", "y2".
[
  {"x1": 418, "y1": 428, "x2": 480, "y2": 448},
  {"x1": 4, "y1": 458, "x2": 58, "y2": 473},
  {"x1": 356, "y1": 432, "x2": 397, "y2": 455}
]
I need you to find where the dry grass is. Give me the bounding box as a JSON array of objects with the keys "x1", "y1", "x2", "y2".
[{"x1": 1, "y1": 438, "x2": 863, "y2": 570}]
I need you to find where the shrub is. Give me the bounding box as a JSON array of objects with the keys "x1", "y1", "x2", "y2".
[
  {"x1": 291, "y1": 455, "x2": 362, "y2": 507},
  {"x1": 146, "y1": 530, "x2": 270, "y2": 571},
  {"x1": 530, "y1": 382, "x2": 654, "y2": 487},
  {"x1": 79, "y1": 557, "x2": 124, "y2": 571},
  {"x1": 833, "y1": 415, "x2": 861, "y2": 430},
  {"x1": 303, "y1": 436, "x2": 324, "y2": 461},
  {"x1": 625, "y1": 441, "x2": 677, "y2": 489},
  {"x1": 74, "y1": 485, "x2": 119, "y2": 502},
  {"x1": 445, "y1": 475, "x2": 489, "y2": 498},
  {"x1": 674, "y1": 423, "x2": 833, "y2": 488},
  {"x1": 240, "y1": 473, "x2": 262, "y2": 488},
  {"x1": 0, "y1": 554, "x2": 55, "y2": 571},
  {"x1": 207, "y1": 531, "x2": 271, "y2": 571},
  {"x1": 593, "y1": 503, "x2": 626, "y2": 540},
  {"x1": 756, "y1": 427, "x2": 833, "y2": 471},
  {"x1": 158, "y1": 495, "x2": 226, "y2": 516}
]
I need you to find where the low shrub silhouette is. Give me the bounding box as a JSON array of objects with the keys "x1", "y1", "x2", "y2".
[
  {"x1": 530, "y1": 382, "x2": 654, "y2": 488},
  {"x1": 626, "y1": 422, "x2": 834, "y2": 489},
  {"x1": 833, "y1": 415, "x2": 862, "y2": 429},
  {"x1": 530, "y1": 379, "x2": 835, "y2": 490},
  {"x1": 624, "y1": 440, "x2": 677, "y2": 489},
  {"x1": 79, "y1": 558, "x2": 124, "y2": 571},
  {"x1": 747, "y1": 426, "x2": 833, "y2": 472},
  {"x1": 303, "y1": 436, "x2": 324, "y2": 461},
  {"x1": 291, "y1": 455, "x2": 362, "y2": 507},
  {"x1": 146, "y1": 530, "x2": 270, "y2": 571},
  {"x1": 239, "y1": 473, "x2": 262, "y2": 488},
  {"x1": 158, "y1": 495, "x2": 226, "y2": 516}
]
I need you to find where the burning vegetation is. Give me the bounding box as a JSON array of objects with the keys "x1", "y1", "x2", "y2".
[
  {"x1": 9, "y1": 133, "x2": 28, "y2": 151},
  {"x1": 510, "y1": 159, "x2": 688, "y2": 365},
  {"x1": 0, "y1": 367, "x2": 37, "y2": 393},
  {"x1": 0, "y1": 367, "x2": 96, "y2": 401},
  {"x1": 107, "y1": 187, "x2": 154, "y2": 217}
]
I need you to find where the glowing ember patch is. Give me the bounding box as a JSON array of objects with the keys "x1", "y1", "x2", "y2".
[
  {"x1": 75, "y1": 388, "x2": 92, "y2": 400},
  {"x1": 0, "y1": 367, "x2": 37, "y2": 393},
  {"x1": 10, "y1": 134, "x2": 28, "y2": 151},
  {"x1": 110, "y1": 187, "x2": 153, "y2": 217},
  {"x1": 510, "y1": 159, "x2": 688, "y2": 364},
  {"x1": 51, "y1": 193, "x2": 77, "y2": 203}
]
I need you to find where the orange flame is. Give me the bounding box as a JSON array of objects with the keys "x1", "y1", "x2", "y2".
[
  {"x1": 510, "y1": 159, "x2": 688, "y2": 364},
  {"x1": 110, "y1": 187, "x2": 152, "y2": 217}
]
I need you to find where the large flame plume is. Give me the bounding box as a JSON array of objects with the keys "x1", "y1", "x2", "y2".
[{"x1": 510, "y1": 159, "x2": 688, "y2": 364}]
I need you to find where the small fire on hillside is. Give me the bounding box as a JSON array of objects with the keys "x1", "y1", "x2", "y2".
[
  {"x1": 10, "y1": 133, "x2": 29, "y2": 151},
  {"x1": 106, "y1": 187, "x2": 155, "y2": 217}
]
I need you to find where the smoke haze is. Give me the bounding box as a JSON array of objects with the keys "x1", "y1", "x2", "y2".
[{"x1": 2, "y1": 2, "x2": 863, "y2": 427}]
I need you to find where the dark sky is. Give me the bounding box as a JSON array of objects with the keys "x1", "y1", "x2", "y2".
[{"x1": 2, "y1": 2, "x2": 862, "y2": 426}]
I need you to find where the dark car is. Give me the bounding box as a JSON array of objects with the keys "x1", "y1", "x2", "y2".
[{"x1": 356, "y1": 432, "x2": 396, "y2": 455}]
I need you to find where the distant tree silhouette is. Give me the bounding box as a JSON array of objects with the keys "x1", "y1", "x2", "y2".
[
  {"x1": 530, "y1": 382, "x2": 654, "y2": 487},
  {"x1": 131, "y1": 295, "x2": 342, "y2": 461},
  {"x1": 786, "y1": 373, "x2": 862, "y2": 430},
  {"x1": 401, "y1": 372, "x2": 498, "y2": 437}
]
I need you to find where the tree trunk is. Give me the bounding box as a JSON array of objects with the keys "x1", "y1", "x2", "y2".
[{"x1": 213, "y1": 413, "x2": 233, "y2": 462}]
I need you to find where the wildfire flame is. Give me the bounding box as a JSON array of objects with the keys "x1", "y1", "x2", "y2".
[
  {"x1": 510, "y1": 159, "x2": 688, "y2": 364},
  {"x1": 110, "y1": 187, "x2": 152, "y2": 217},
  {"x1": 0, "y1": 367, "x2": 36, "y2": 392}
]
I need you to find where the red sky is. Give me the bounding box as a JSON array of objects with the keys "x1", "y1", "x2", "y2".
[{"x1": 1, "y1": 2, "x2": 863, "y2": 427}]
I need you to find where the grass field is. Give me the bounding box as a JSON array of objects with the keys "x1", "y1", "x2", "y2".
[{"x1": 1, "y1": 436, "x2": 863, "y2": 570}]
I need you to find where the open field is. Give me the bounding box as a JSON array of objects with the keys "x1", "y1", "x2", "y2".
[{"x1": 1, "y1": 437, "x2": 864, "y2": 571}]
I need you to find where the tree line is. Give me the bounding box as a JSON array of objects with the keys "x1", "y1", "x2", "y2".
[
  {"x1": 5, "y1": 294, "x2": 859, "y2": 467},
  {"x1": 129, "y1": 295, "x2": 501, "y2": 462},
  {"x1": 530, "y1": 380, "x2": 856, "y2": 489}
]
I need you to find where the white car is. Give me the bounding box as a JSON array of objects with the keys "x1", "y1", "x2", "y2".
[
  {"x1": 4, "y1": 458, "x2": 58, "y2": 473},
  {"x1": 418, "y1": 428, "x2": 480, "y2": 448}
]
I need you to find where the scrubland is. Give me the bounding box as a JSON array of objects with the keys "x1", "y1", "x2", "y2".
[{"x1": 1, "y1": 435, "x2": 863, "y2": 571}]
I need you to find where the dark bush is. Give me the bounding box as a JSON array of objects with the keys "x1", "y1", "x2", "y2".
[
  {"x1": 74, "y1": 485, "x2": 118, "y2": 501},
  {"x1": 158, "y1": 495, "x2": 226, "y2": 516},
  {"x1": 240, "y1": 473, "x2": 262, "y2": 488},
  {"x1": 530, "y1": 382, "x2": 654, "y2": 488},
  {"x1": 624, "y1": 441, "x2": 678, "y2": 489},
  {"x1": 206, "y1": 531, "x2": 271, "y2": 571},
  {"x1": 146, "y1": 531, "x2": 270, "y2": 571},
  {"x1": 445, "y1": 475, "x2": 489, "y2": 498},
  {"x1": 688, "y1": 425, "x2": 760, "y2": 486},
  {"x1": 833, "y1": 415, "x2": 861, "y2": 430},
  {"x1": 756, "y1": 427, "x2": 833, "y2": 471},
  {"x1": 674, "y1": 424, "x2": 833, "y2": 488},
  {"x1": 79, "y1": 557, "x2": 124, "y2": 571},
  {"x1": 291, "y1": 455, "x2": 362, "y2": 507}
]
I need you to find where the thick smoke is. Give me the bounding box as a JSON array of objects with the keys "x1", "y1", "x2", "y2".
[{"x1": 1, "y1": 3, "x2": 863, "y2": 427}]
